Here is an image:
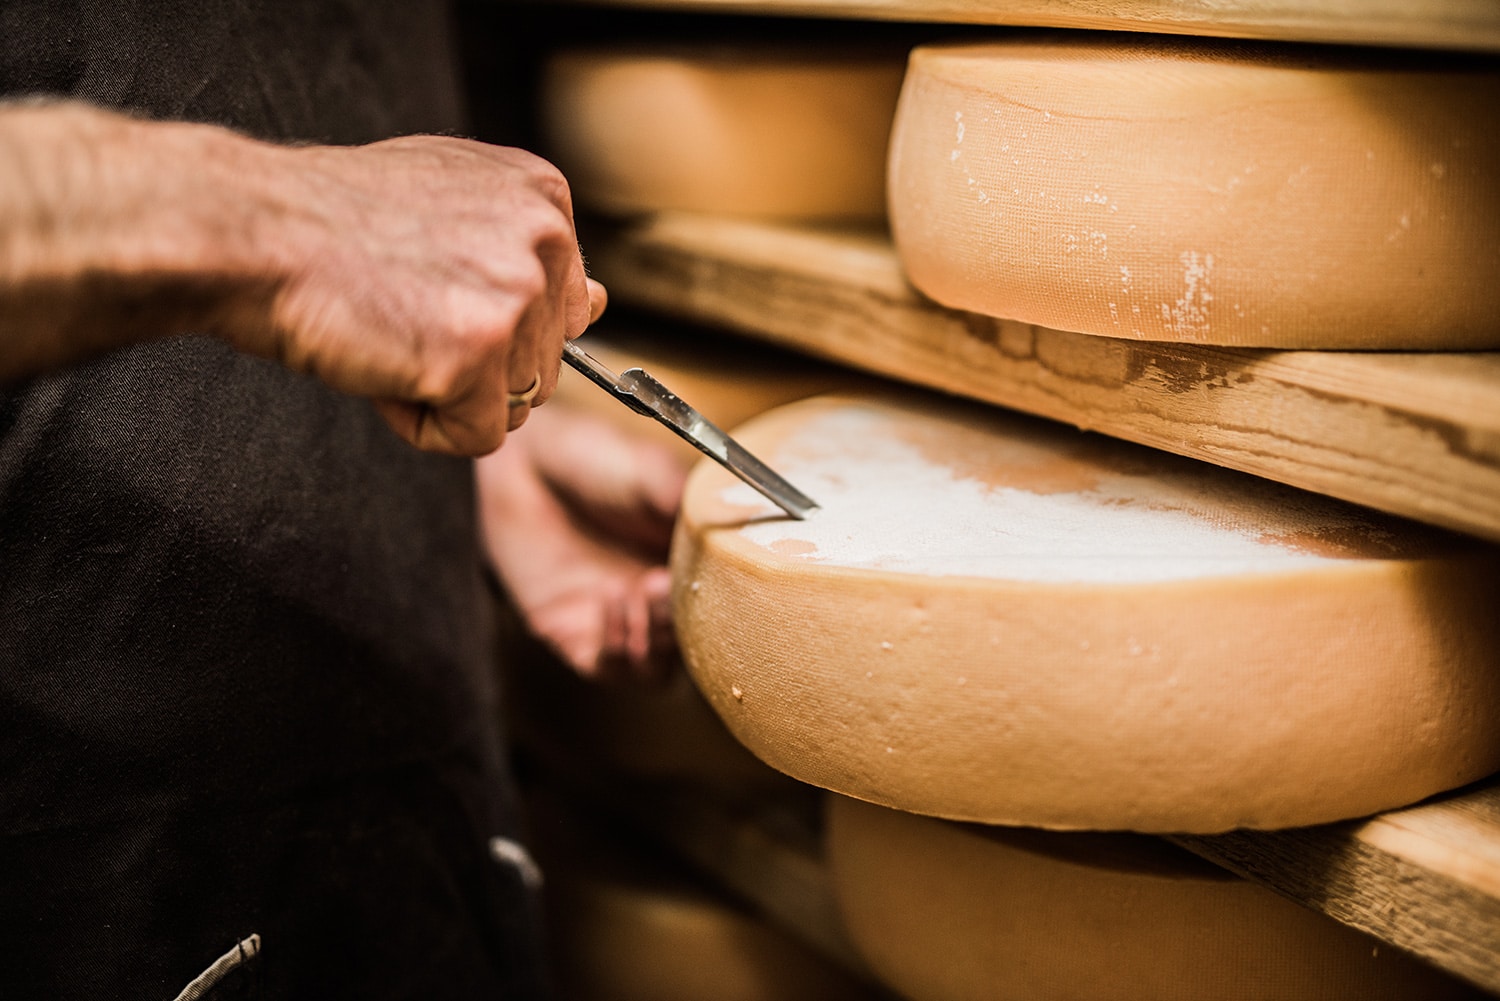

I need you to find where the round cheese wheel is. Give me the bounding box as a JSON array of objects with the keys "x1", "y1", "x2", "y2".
[
  {"x1": 541, "y1": 46, "x2": 905, "y2": 220},
  {"x1": 826, "y1": 795, "x2": 1479, "y2": 1001},
  {"x1": 888, "y1": 37, "x2": 1500, "y2": 348},
  {"x1": 671, "y1": 393, "x2": 1500, "y2": 832}
]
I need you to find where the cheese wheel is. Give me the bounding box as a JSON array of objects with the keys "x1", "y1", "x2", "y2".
[
  {"x1": 671, "y1": 393, "x2": 1500, "y2": 832},
  {"x1": 826, "y1": 795, "x2": 1480, "y2": 1001},
  {"x1": 888, "y1": 38, "x2": 1500, "y2": 348},
  {"x1": 541, "y1": 47, "x2": 905, "y2": 220}
]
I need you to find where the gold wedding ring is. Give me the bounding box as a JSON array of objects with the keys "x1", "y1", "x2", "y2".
[{"x1": 507, "y1": 372, "x2": 542, "y2": 408}]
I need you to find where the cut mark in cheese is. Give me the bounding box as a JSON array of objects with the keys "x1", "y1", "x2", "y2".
[
  {"x1": 888, "y1": 37, "x2": 1500, "y2": 348},
  {"x1": 672, "y1": 393, "x2": 1500, "y2": 832}
]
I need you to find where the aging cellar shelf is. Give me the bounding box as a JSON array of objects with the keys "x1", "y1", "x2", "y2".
[{"x1": 585, "y1": 212, "x2": 1500, "y2": 544}]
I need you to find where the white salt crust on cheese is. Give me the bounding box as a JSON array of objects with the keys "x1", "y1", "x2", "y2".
[
  {"x1": 888, "y1": 37, "x2": 1500, "y2": 348},
  {"x1": 541, "y1": 47, "x2": 905, "y2": 219},
  {"x1": 670, "y1": 393, "x2": 1500, "y2": 833},
  {"x1": 826, "y1": 796, "x2": 1480, "y2": 1001}
]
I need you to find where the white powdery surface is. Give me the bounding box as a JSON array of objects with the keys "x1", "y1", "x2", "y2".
[{"x1": 726, "y1": 407, "x2": 1386, "y2": 583}]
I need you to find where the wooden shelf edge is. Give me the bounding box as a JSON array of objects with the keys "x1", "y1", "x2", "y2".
[
  {"x1": 586, "y1": 213, "x2": 1500, "y2": 543},
  {"x1": 542, "y1": 0, "x2": 1500, "y2": 53},
  {"x1": 1171, "y1": 777, "x2": 1500, "y2": 995}
]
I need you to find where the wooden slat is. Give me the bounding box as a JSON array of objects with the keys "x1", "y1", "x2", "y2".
[
  {"x1": 1173, "y1": 777, "x2": 1500, "y2": 995},
  {"x1": 586, "y1": 213, "x2": 1500, "y2": 542},
  {"x1": 550, "y1": 0, "x2": 1500, "y2": 53}
]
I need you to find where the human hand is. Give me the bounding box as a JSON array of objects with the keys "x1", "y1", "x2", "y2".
[
  {"x1": 1, "y1": 105, "x2": 598, "y2": 433},
  {"x1": 477, "y1": 402, "x2": 687, "y2": 683},
  {"x1": 227, "y1": 135, "x2": 604, "y2": 455}
]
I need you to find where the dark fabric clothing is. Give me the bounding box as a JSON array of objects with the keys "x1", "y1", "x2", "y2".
[
  {"x1": 0, "y1": 0, "x2": 465, "y2": 143},
  {"x1": 0, "y1": 2, "x2": 545, "y2": 997}
]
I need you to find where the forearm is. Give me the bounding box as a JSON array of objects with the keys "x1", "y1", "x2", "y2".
[
  {"x1": 0, "y1": 100, "x2": 596, "y2": 455},
  {"x1": 0, "y1": 101, "x2": 285, "y2": 381}
]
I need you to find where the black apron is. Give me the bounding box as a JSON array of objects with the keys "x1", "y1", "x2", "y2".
[{"x1": 0, "y1": 2, "x2": 548, "y2": 996}]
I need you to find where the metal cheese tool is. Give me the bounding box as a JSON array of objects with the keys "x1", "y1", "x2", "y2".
[{"x1": 561, "y1": 339, "x2": 819, "y2": 520}]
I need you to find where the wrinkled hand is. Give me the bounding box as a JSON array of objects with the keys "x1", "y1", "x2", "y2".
[
  {"x1": 228, "y1": 135, "x2": 602, "y2": 455},
  {"x1": 477, "y1": 403, "x2": 687, "y2": 683},
  {"x1": 2, "y1": 105, "x2": 600, "y2": 423}
]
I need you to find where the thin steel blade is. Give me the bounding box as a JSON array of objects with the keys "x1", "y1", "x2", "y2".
[{"x1": 562, "y1": 340, "x2": 818, "y2": 519}]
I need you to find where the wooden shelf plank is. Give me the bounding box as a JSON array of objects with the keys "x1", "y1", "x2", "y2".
[
  {"x1": 549, "y1": 0, "x2": 1500, "y2": 53},
  {"x1": 586, "y1": 213, "x2": 1500, "y2": 542},
  {"x1": 1173, "y1": 777, "x2": 1500, "y2": 995}
]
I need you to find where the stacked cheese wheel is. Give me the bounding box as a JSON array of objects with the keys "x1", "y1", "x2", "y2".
[
  {"x1": 888, "y1": 37, "x2": 1500, "y2": 348},
  {"x1": 541, "y1": 46, "x2": 905, "y2": 220},
  {"x1": 826, "y1": 795, "x2": 1479, "y2": 1001},
  {"x1": 671, "y1": 393, "x2": 1500, "y2": 833}
]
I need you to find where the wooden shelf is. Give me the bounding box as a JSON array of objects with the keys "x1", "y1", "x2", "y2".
[
  {"x1": 547, "y1": 0, "x2": 1500, "y2": 53},
  {"x1": 586, "y1": 213, "x2": 1500, "y2": 543},
  {"x1": 1174, "y1": 776, "x2": 1500, "y2": 995}
]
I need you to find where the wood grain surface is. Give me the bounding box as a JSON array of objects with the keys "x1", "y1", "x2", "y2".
[
  {"x1": 585, "y1": 213, "x2": 1500, "y2": 542},
  {"x1": 540, "y1": 0, "x2": 1500, "y2": 53},
  {"x1": 1173, "y1": 777, "x2": 1500, "y2": 995}
]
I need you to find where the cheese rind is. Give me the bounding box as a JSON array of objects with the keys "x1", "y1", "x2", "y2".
[
  {"x1": 888, "y1": 38, "x2": 1500, "y2": 348},
  {"x1": 671, "y1": 394, "x2": 1500, "y2": 832},
  {"x1": 827, "y1": 795, "x2": 1479, "y2": 1001},
  {"x1": 542, "y1": 47, "x2": 905, "y2": 220}
]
